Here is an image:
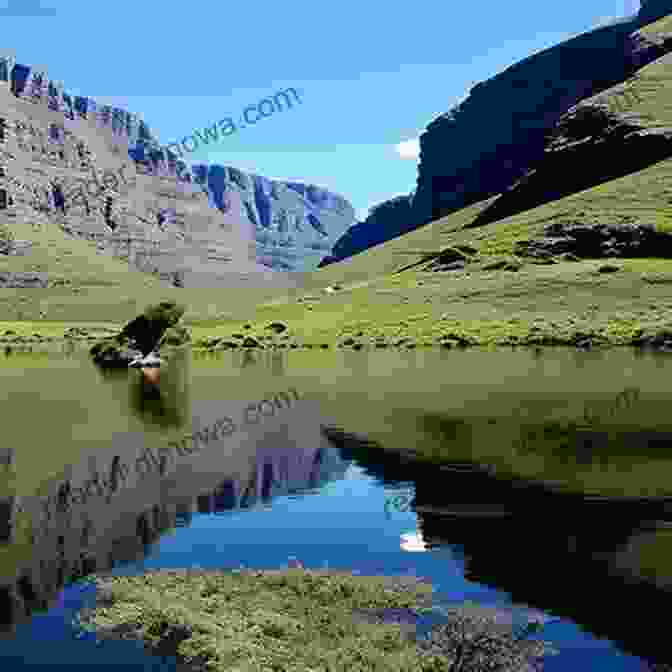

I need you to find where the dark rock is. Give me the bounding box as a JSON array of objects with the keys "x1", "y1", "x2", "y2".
[
  {"x1": 242, "y1": 336, "x2": 261, "y2": 348},
  {"x1": 634, "y1": 329, "x2": 672, "y2": 348},
  {"x1": 0, "y1": 272, "x2": 49, "y2": 288},
  {"x1": 341, "y1": 337, "x2": 356, "y2": 346},
  {"x1": 430, "y1": 259, "x2": 465, "y2": 272},
  {"x1": 453, "y1": 244, "x2": 479, "y2": 255},
  {"x1": 90, "y1": 340, "x2": 143, "y2": 368},
  {"x1": 352, "y1": 343, "x2": 364, "y2": 350},
  {"x1": 95, "y1": 581, "x2": 116, "y2": 607},
  {"x1": 218, "y1": 340, "x2": 240, "y2": 349},
  {"x1": 515, "y1": 222, "x2": 672, "y2": 261},
  {"x1": 90, "y1": 300, "x2": 187, "y2": 367},
  {"x1": 118, "y1": 301, "x2": 185, "y2": 356},
  {"x1": 265, "y1": 322, "x2": 288, "y2": 334},
  {"x1": 441, "y1": 333, "x2": 473, "y2": 347},
  {"x1": 482, "y1": 259, "x2": 522, "y2": 271},
  {"x1": 514, "y1": 237, "x2": 576, "y2": 257},
  {"x1": 597, "y1": 264, "x2": 621, "y2": 273}
]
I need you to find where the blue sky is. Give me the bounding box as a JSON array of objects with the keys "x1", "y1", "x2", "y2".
[{"x1": 1, "y1": 0, "x2": 641, "y2": 220}]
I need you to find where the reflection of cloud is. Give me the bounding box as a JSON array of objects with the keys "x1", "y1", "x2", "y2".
[
  {"x1": 400, "y1": 531, "x2": 428, "y2": 552},
  {"x1": 0, "y1": 0, "x2": 57, "y2": 16},
  {"x1": 394, "y1": 137, "x2": 420, "y2": 160}
]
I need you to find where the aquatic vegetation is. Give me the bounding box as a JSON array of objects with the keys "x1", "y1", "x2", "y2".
[{"x1": 82, "y1": 569, "x2": 557, "y2": 672}]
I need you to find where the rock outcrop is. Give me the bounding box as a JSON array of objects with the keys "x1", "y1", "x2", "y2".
[
  {"x1": 514, "y1": 221, "x2": 672, "y2": 260},
  {"x1": 0, "y1": 56, "x2": 355, "y2": 283},
  {"x1": 90, "y1": 300, "x2": 189, "y2": 368}
]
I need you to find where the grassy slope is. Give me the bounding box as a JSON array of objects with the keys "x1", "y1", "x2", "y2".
[{"x1": 0, "y1": 215, "x2": 293, "y2": 331}]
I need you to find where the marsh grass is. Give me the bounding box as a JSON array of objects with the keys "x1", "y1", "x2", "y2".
[{"x1": 82, "y1": 570, "x2": 557, "y2": 672}]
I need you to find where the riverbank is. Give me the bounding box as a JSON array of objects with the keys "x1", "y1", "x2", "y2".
[
  {"x1": 6, "y1": 254, "x2": 672, "y2": 356},
  {"x1": 79, "y1": 568, "x2": 555, "y2": 672}
]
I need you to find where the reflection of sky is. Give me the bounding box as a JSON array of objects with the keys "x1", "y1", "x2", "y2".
[
  {"x1": 0, "y1": 0, "x2": 57, "y2": 16},
  {"x1": 0, "y1": 460, "x2": 648, "y2": 671}
]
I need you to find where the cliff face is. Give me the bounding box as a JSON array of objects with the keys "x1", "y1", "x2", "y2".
[
  {"x1": 0, "y1": 57, "x2": 355, "y2": 286},
  {"x1": 411, "y1": 15, "x2": 658, "y2": 228},
  {"x1": 321, "y1": 7, "x2": 672, "y2": 267},
  {"x1": 190, "y1": 164, "x2": 355, "y2": 271},
  {"x1": 318, "y1": 194, "x2": 413, "y2": 267}
]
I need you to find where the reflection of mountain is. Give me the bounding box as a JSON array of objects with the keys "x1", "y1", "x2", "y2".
[
  {"x1": 0, "y1": 383, "x2": 348, "y2": 632},
  {"x1": 189, "y1": 443, "x2": 348, "y2": 516}
]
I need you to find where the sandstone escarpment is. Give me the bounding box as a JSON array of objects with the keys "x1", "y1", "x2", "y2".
[
  {"x1": 321, "y1": 7, "x2": 672, "y2": 268},
  {"x1": 190, "y1": 164, "x2": 355, "y2": 271},
  {"x1": 411, "y1": 15, "x2": 670, "y2": 228},
  {"x1": 318, "y1": 194, "x2": 413, "y2": 267},
  {"x1": 0, "y1": 56, "x2": 355, "y2": 286}
]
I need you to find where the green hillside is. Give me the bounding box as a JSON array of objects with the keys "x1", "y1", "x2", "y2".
[{"x1": 0, "y1": 216, "x2": 292, "y2": 336}]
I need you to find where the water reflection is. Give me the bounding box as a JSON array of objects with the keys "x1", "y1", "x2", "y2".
[
  {"x1": 3, "y1": 346, "x2": 672, "y2": 670},
  {"x1": 0, "y1": 351, "x2": 348, "y2": 635},
  {"x1": 338, "y1": 432, "x2": 672, "y2": 667}
]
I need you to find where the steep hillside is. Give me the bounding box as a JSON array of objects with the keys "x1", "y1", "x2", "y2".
[{"x1": 320, "y1": 5, "x2": 672, "y2": 267}]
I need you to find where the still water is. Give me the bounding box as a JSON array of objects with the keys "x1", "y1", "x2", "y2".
[{"x1": 0, "y1": 345, "x2": 671, "y2": 670}]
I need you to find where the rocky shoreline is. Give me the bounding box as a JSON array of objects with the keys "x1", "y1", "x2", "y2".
[{"x1": 4, "y1": 326, "x2": 672, "y2": 352}]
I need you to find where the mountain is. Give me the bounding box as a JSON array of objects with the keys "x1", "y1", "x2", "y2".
[
  {"x1": 320, "y1": 2, "x2": 672, "y2": 267},
  {"x1": 189, "y1": 164, "x2": 355, "y2": 271},
  {"x1": 0, "y1": 56, "x2": 355, "y2": 293}
]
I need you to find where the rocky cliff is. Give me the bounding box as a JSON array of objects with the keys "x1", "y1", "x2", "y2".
[
  {"x1": 411, "y1": 10, "x2": 668, "y2": 228},
  {"x1": 321, "y1": 2, "x2": 672, "y2": 267},
  {"x1": 318, "y1": 194, "x2": 413, "y2": 267},
  {"x1": 0, "y1": 56, "x2": 355, "y2": 286},
  {"x1": 189, "y1": 163, "x2": 355, "y2": 271}
]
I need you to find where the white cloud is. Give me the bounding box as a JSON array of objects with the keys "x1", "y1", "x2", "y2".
[{"x1": 394, "y1": 137, "x2": 420, "y2": 160}]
